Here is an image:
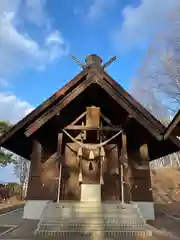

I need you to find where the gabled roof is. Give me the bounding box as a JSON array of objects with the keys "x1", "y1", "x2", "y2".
[
  {"x1": 24, "y1": 70, "x2": 165, "y2": 139},
  {"x1": 0, "y1": 55, "x2": 179, "y2": 159},
  {"x1": 0, "y1": 68, "x2": 88, "y2": 144},
  {"x1": 163, "y1": 110, "x2": 180, "y2": 139}
]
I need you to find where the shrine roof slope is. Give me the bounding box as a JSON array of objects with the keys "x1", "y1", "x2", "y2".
[
  {"x1": 163, "y1": 110, "x2": 180, "y2": 139},
  {"x1": 0, "y1": 68, "x2": 88, "y2": 143},
  {"x1": 0, "y1": 55, "x2": 179, "y2": 159}
]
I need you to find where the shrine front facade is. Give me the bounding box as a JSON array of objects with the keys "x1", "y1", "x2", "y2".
[{"x1": 0, "y1": 55, "x2": 179, "y2": 221}]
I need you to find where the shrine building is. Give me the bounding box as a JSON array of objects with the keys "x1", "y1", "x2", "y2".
[{"x1": 0, "y1": 54, "x2": 180, "y2": 223}]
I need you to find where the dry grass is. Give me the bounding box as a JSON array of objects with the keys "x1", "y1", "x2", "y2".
[
  {"x1": 151, "y1": 168, "x2": 180, "y2": 205},
  {"x1": 151, "y1": 167, "x2": 180, "y2": 216},
  {"x1": 150, "y1": 168, "x2": 180, "y2": 238}
]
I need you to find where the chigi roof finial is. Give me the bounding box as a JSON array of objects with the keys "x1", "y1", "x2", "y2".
[
  {"x1": 102, "y1": 56, "x2": 117, "y2": 69},
  {"x1": 72, "y1": 54, "x2": 117, "y2": 70},
  {"x1": 72, "y1": 56, "x2": 86, "y2": 69}
]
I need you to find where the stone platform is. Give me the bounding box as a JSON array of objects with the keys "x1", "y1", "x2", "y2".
[
  {"x1": 35, "y1": 201, "x2": 152, "y2": 239},
  {"x1": 0, "y1": 207, "x2": 178, "y2": 239}
]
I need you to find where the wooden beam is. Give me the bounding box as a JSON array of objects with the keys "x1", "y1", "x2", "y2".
[
  {"x1": 102, "y1": 71, "x2": 165, "y2": 133},
  {"x1": 121, "y1": 131, "x2": 130, "y2": 203},
  {"x1": 57, "y1": 133, "x2": 63, "y2": 202},
  {"x1": 0, "y1": 69, "x2": 88, "y2": 145},
  {"x1": 140, "y1": 144, "x2": 150, "y2": 162},
  {"x1": 25, "y1": 78, "x2": 94, "y2": 137},
  {"x1": 164, "y1": 110, "x2": 180, "y2": 139},
  {"x1": 86, "y1": 106, "x2": 100, "y2": 128},
  {"x1": 95, "y1": 77, "x2": 163, "y2": 140},
  {"x1": 100, "y1": 112, "x2": 116, "y2": 127},
  {"x1": 129, "y1": 144, "x2": 150, "y2": 169},
  {"x1": 86, "y1": 106, "x2": 100, "y2": 139},
  {"x1": 64, "y1": 125, "x2": 122, "y2": 131},
  {"x1": 26, "y1": 139, "x2": 42, "y2": 200},
  {"x1": 31, "y1": 140, "x2": 42, "y2": 177},
  {"x1": 64, "y1": 112, "x2": 87, "y2": 140},
  {"x1": 24, "y1": 75, "x2": 134, "y2": 138},
  {"x1": 57, "y1": 133, "x2": 63, "y2": 159},
  {"x1": 69, "y1": 111, "x2": 87, "y2": 126}
]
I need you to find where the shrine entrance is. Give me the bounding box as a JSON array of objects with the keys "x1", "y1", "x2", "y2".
[
  {"x1": 57, "y1": 141, "x2": 127, "y2": 202},
  {"x1": 55, "y1": 106, "x2": 130, "y2": 203},
  {"x1": 63, "y1": 144, "x2": 127, "y2": 202}
]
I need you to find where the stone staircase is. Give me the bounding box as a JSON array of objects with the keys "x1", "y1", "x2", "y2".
[{"x1": 34, "y1": 201, "x2": 152, "y2": 239}]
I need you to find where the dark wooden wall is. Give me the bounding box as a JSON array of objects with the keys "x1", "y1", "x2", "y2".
[
  {"x1": 26, "y1": 139, "x2": 59, "y2": 201},
  {"x1": 128, "y1": 144, "x2": 153, "y2": 202},
  {"x1": 26, "y1": 140, "x2": 153, "y2": 202}
]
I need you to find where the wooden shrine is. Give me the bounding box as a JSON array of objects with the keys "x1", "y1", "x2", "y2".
[{"x1": 0, "y1": 54, "x2": 179, "y2": 221}]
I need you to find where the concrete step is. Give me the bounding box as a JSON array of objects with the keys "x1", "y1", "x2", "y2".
[
  {"x1": 41, "y1": 217, "x2": 144, "y2": 222},
  {"x1": 40, "y1": 223, "x2": 145, "y2": 228},
  {"x1": 35, "y1": 231, "x2": 151, "y2": 239},
  {"x1": 42, "y1": 212, "x2": 142, "y2": 218},
  {"x1": 35, "y1": 202, "x2": 151, "y2": 238},
  {"x1": 40, "y1": 221, "x2": 145, "y2": 227},
  {"x1": 41, "y1": 219, "x2": 144, "y2": 225},
  {"x1": 35, "y1": 230, "x2": 151, "y2": 238},
  {"x1": 39, "y1": 225, "x2": 147, "y2": 231},
  {"x1": 48, "y1": 202, "x2": 138, "y2": 209},
  {"x1": 45, "y1": 208, "x2": 139, "y2": 215},
  {"x1": 46, "y1": 208, "x2": 139, "y2": 213}
]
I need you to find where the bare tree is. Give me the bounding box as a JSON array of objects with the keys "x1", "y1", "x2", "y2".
[
  {"x1": 130, "y1": 77, "x2": 170, "y2": 124},
  {"x1": 149, "y1": 34, "x2": 180, "y2": 112},
  {"x1": 13, "y1": 156, "x2": 30, "y2": 199},
  {"x1": 14, "y1": 157, "x2": 29, "y2": 183},
  {"x1": 130, "y1": 9, "x2": 180, "y2": 172},
  {"x1": 131, "y1": 8, "x2": 180, "y2": 116}
]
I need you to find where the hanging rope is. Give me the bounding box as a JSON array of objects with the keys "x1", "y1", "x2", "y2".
[{"x1": 63, "y1": 128, "x2": 123, "y2": 150}]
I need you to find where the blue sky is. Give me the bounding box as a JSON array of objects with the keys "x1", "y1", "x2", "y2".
[{"x1": 0, "y1": 0, "x2": 180, "y2": 182}]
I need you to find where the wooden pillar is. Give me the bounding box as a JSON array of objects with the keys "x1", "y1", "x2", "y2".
[
  {"x1": 117, "y1": 143, "x2": 122, "y2": 201},
  {"x1": 57, "y1": 132, "x2": 64, "y2": 202},
  {"x1": 31, "y1": 140, "x2": 42, "y2": 176},
  {"x1": 86, "y1": 106, "x2": 100, "y2": 140},
  {"x1": 86, "y1": 106, "x2": 100, "y2": 128},
  {"x1": 121, "y1": 131, "x2": 132, "y2": 203},
  {"x1": 26, "y1": 139, "x2": 43, "y2": 199},
  {"x1": 130, "y1": 144, "x2": 153, "y2": 202}
]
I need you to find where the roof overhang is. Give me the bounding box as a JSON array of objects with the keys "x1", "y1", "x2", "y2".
[
  {"x1": 23, "y1": 72, "x2": 164, "y2": 140},
  {"x1": 0, "y1": 68, "x2": 179, "y2": 160},
  {"x1": 163, "y1": 110, "x2": 180, "y2": 139},
  {"x1": 0, "y1": 69, "x2": 88, "y2": 145}
]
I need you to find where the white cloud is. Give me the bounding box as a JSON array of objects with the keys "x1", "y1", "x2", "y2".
[
  {"x1": 87, "y1": 0, "x2": 116, "y2": 21},
  {"x1": 45, "y1": 30, "x2": 65, "y2": 45},
  {"x1": 45, "y1": 30, "x2": 69, "y2": 62},
  {"x1": 114, "y1": 0, "x2": 180, "y2": 51},
  {"x1": 0, "y1": 91, "x2": 33, "y2": 182},
  {"x1": 24, "y1": 0, "x2": 47, "y2": 26},
  {"x1": 0, "y1": 78, "x2": 11, "y2": 88},
  {"x1": 0, "y1": 92, "x2": 34, "y2": 124},
  {"x1": 0, "y1": 0, "x2": 20, "y2": 16},
  {"x1": 0, "y1": 0, "x2": 69, "y2": 77},
  {"x1": 0, "y1": 0, "x2": 68, "y2": 125},
  {"x1": 0, "y1": 13, "x2": 69, "y2": 75}
]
